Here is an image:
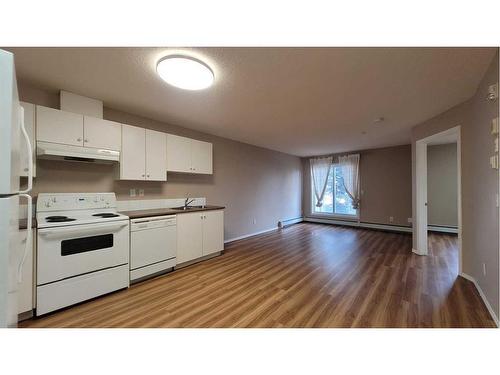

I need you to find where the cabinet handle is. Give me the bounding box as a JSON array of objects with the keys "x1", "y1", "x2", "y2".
[
  {"x1": 84, "y1": 139, "x2": 89, "y2": 143},
  {"x1": 77, "y1": 138, "x2": 82, "y2": 142},
  {"x1": 147, "y1": 174, "x2": 150, "y2": 177},
  {"x1": 142, "y1": 174, "x2": 145, "y2": 177}
]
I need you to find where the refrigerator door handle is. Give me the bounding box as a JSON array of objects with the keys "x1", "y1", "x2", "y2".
[
  {"x1": 18, "y1": 193, "x2": 32, "y2": 283},
  {"x1": 18, "y1": 106, "x2": 33, "y2": 194}
]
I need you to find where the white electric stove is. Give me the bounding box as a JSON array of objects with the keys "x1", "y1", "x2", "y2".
[{"x1": 36, "y1": 193, "x2": 130, "y2": 316}]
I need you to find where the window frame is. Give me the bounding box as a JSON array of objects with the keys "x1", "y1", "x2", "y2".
[{"x1": 310, "y1": 163, "x2": 359, "y2": 219}]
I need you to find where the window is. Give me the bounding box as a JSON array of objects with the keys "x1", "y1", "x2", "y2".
[{"x1": 312, "y1": 164, "x2": 357, "y2": 217}]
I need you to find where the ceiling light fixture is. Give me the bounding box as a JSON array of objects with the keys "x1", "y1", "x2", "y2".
[{"x1": 156, "y1": 55, "x2": 214, "y2": 90}]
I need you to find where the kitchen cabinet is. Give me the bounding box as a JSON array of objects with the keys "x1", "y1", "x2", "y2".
[
  {"x1": 36, "y1": 105, "x2": 122, "y2": 151},
  {"x1": 18, "y1": 228, "x2": 35, "y2": 316},
  {"x1": 176, "y1": 209, "x2": 224, "y2": 264},
  {"x1": 83, "y1": 116, "x2": 121, "y2": 151},
  {"x1": 119, "y1": 124, "x2": 167, "y2": 181},
  {"x1": 19, "y1": 101, "x2": 36, "y2": 177},
  {"x1": 167, "y1": 134, "x2": 213, "y2": 174},
  {"x1": 191, "y1": 139, "x2": 213, "y2": 174},
  {"x1": 201, "y1": 210, "x2": 224, "y2": 256},
  {"x1": 145, "y1": 129, "x2": 167, "y2": 181},
  {"x1": 36, "y1": 105, "x2": 84, "y2": 146}
]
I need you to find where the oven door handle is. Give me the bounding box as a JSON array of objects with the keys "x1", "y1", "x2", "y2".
[{"x1": 39, "y1": 222, "x2": 128, "y2": 237}]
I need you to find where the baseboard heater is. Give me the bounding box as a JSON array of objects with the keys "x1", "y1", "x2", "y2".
[
  {"x1": 428, "y1": 225, "x2": 458, "y2": 234},
  {"x1": 278, "y1": 217, "x2": 303, "y2": 228},
  {"x1": 304, "y1": 217, "x2": 412, "y2": 233}
]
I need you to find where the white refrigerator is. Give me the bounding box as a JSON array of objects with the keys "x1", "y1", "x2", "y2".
[{"x1": 0, "y1": 49, "x2": 33, "y2": 328}]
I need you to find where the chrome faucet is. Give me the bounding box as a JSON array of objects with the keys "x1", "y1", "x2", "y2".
[{"x1": 184, "y1": 197, "x2": 195, "y2": 208}]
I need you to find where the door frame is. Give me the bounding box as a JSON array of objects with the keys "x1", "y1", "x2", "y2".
[{"x1": 414, "y1": 126, "x2": 462, "y2": 273}]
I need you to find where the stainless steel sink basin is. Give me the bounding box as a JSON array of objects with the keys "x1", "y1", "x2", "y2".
[{"x1": 171, "y1": 205, "x2": 205, "y2": 210}]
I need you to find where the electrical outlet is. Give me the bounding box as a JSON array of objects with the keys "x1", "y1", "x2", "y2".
[
  {"x1": 138, "y1": 189, "x2": 144, "y2": 197},
  {"x1": 252, "y1": 218, "x2": 257, "y2": 225},
  {"x1": 407, "y1": 217, "x2": 412, "y2": 224},
  {"x1": 389, "y1": 216, "x2": 394, "y2": 223},
  {"x1": 129, "y1": 189, "x2": 136, "y2": 197},
  {"x1": 483, "y1": 263, "x2": 487, "y2": 276},
  {"x1": 496, "y1": 194, "x2": 499, "y2": 208}
]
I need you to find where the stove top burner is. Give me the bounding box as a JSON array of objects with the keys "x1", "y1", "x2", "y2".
[
  {"x1": 46, "y1": 216, "x2": 77, "y2": 223},
  {"x1": 92, "y1": 213, "x2": 120, "y2": 218}
]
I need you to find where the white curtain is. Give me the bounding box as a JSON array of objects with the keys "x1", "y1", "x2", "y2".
[
  {"x1": 338, "y1": 154, "x2": 360, "y2": 209},
  {"x1": 310, "y1": 156, "x2": 333, "y2": 207}
]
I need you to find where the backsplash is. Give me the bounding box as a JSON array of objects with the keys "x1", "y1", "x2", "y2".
[{"x1": 116, "y1": 197, "x2": 206, "y2": 211}]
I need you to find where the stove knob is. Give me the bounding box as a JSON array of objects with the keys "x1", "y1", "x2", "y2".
[{"x1": 45, "y1": 200, "x2": 51, "y2": 208}]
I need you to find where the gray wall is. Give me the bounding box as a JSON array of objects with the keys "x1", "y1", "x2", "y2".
[
  {"x1": 19, "y1": 83, "x2": 303, "y2": 242},
  {"x1": 302, "y1": 144, "x2": 412, "y2": 227},
  {"x1": 427, "y1": 143, "x2": 458, "y2": 227},
  {"x1": 411, "y1": 50, "x2": 499, "y2": 319}
]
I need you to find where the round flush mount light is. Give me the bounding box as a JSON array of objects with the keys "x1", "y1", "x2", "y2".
[{"x1": 156, "y1": 55, "x2": 214, "y2": 90}]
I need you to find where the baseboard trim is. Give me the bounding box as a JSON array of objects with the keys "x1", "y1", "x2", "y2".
[
  {"x1": 412, "y1": 248, "x2": 426, "y2": 256},
  {"x1": 304, "y1": 217, "x2": 412, "y2": 233},
  {"x1": 459, "y1": 272, "x2": 499, "y2": 327},
  {"x1": 224, "y1": 226, "x2": 278, "y2": 244},
  {"x1": 428, "y1": 225, "x2": 458, "y2": 234}
]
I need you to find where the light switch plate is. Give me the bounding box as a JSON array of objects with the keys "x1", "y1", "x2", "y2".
[
  {"x1": 488, "y1": 83, "x2": 498, "y2": 100},
  {"x1": 492, "y1": 117, "x2": 499, "y2": 135},
  {"x1": 138, "y1": 189, "x2": 145, "y2": 197},
  {"x1": 130, "y1": 189, "x2": 136, "y2": 197}
]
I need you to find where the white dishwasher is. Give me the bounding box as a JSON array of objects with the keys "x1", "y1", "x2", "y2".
[{"x1": 130, "y1": 215, "x2": 177, "y2": 282}]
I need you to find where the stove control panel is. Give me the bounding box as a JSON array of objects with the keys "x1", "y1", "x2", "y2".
[{"x1": 37, "y1": 193, "x2": 117, "y2": 212}]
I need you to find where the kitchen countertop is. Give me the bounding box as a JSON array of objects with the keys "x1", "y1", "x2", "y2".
[
  {"x1": 19, "y1": 218, "x2": 37, "y2": 230},
  {"x1": 119, "y1": 205, "x2": 225, "y2": 219}
]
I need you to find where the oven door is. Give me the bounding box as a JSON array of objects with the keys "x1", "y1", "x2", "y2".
[{"x1": 37, "y1": 220, "x2": 129, "y2": 285}]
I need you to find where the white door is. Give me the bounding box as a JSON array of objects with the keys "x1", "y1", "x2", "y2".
[
  {"x1": 176, "y1": 212, "x2": 203, "y2": 264},
  {"x1": 145, "y1": 129, "x2": 167, "y2": 181},
  {"x1": 120, "y1": 124, "x2": 146, "y2": 180},
  {"x1": 191, "y1": 140, "x2": 213, "y2": 174},
  {"x1": 17, "y1": 229, "x2": 33, "y2": 314},
  {"x1": 202, "y1": 210, "x2": 224, "y2": 256},
  {"x1": 36, "y1": 105, "x2": 84, "y2": 146},
  {"x1": 166, "y1": 134, "x2": 192, "y2": 173},
  {"x1": 83, "y1": 116, "x2": 121, "y2": 151},
  {"x1": 19, "y1": 102, "x2": 36, "y2": 177}
]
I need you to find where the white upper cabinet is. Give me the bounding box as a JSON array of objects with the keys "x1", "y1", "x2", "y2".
[
  {"x1": 83, "y1": 116, "x2": 121, "y2": 151},
  {"x1": 191, "y1": 139, "x2": 213, "y2": 174},
  {"x1": 119, "y1": 125, "x2": 167, "y2": 181},
  {"x1": 145, "y1": 129, "x2": 167, "y2": 181},
  {"x1": 166, "y1": 134, "x2": 213, "y2": 174},
  {"x1": 19, "y1": 101, "x2": 36, "y2": 177},
  {"x1": 166, "y1": 134, "x2": 192, "y2": 173},
  {"x1": 36, "y1": 105, "x2": 122, "y2": 152},
  {"x1": 36, "y1": 105, "x2": 84, "y2": 146},
  {"x1": 120, "y1": 124, "x2": 146, "y2": 180}
]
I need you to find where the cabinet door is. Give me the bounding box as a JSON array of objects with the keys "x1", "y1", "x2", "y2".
[
  {"x1": 36, "y1": 105, "x2": 84, "y2": 146},
  {"x1": 18, "y1": 229, "x2": 34, "y2": 314},
  {"x1": 83, "y1": 116, "x2": 121, "y2": 151},
  {"x1": 202, "y1": 210, "x2": 224, "y2": 256},
  {"x1": 176, "y1": 212, "x2": 203, "y2": 264},
  {"x1": 166, "y1": 134, "x2": 192, "y2": 173},
  {"x1": 120, "y1": 124, "x2": 146, "y2": 180},
  {"x1": 19, "y1": 102, "x2": 36, "y2": 177},
  {"x1": 191, "y1": 140, "x2": 213, "y2": 174},
  {"x1": 145, "y1": 129, "x2": 167, "y2": 181}
]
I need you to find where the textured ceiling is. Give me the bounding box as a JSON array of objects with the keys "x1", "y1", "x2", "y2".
[{"x1": 5, "y1": 47, "x2": 496, "y2": 156}]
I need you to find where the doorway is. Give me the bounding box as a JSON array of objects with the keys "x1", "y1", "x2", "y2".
[{"x1": 414, "y1": 126, "x2": 462, "y2": 273}]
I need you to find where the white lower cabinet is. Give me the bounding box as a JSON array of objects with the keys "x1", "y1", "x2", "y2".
[
  {"x1": 176, "y1": 210, "x2": 224, "y2": 265},
  {"x1": 202, "y1": 210, "x2": 224, "y2": 256},
  {"x1": 18, "y1": 228, "x2": 35, "y2": 316}
]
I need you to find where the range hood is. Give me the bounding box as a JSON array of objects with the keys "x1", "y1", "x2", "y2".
[{"x1": 37, "y1": 141, "x2": 120, "y2": 163}]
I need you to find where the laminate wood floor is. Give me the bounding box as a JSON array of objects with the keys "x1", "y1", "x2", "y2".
[{"x1": 21, "y1": 223, "x2": 496, "y2": 328}]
